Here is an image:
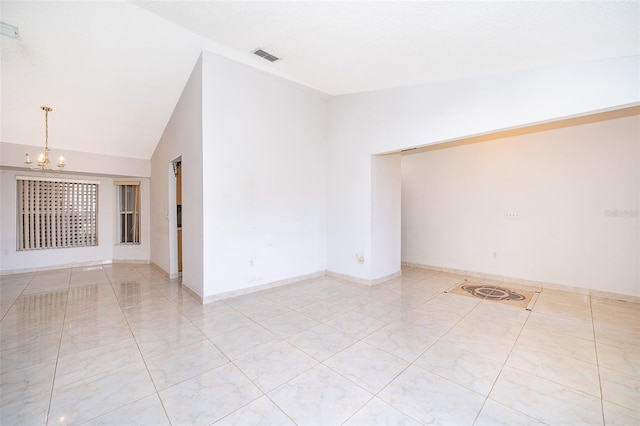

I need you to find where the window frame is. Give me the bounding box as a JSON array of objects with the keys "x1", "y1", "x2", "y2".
[
  {"x1": 16, "y1": 176, "x2": 99, "y2": 250},
  {"x1": 115, "y1": 181, "x2": 141, "y2": 245}
]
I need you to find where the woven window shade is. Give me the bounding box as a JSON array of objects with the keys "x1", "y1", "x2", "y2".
[{"x1": 17, "y1": 179, "x2": 98, "y2": 250}]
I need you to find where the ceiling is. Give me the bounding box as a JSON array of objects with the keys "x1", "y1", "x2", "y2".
[{"x1": 1, "y1": 1, "x2": 638, "y2": 160}]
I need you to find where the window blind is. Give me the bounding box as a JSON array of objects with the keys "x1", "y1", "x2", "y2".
[
  {"x1": 16, "y1": 178, "x2": 99, "y2": 250},
  {"x1": 116, "y1": 183, "x2": 140, "y2": 244}
]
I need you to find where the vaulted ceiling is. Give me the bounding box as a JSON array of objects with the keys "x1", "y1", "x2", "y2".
[{"x1": 1, "y1": 1, "x2": 638, "y2": 160}]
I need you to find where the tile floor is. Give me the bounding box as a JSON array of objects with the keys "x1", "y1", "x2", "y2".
[{"x1": 0, "y1": 264, "x2": 638, "y2": 425}]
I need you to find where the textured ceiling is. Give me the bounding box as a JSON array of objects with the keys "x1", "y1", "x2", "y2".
[
  {"x1": 1, "y1": 1, "x2": 638, "y2": 160},
  {"x1": 134, "y1": 0, "x2": 640, "y2": 95}
]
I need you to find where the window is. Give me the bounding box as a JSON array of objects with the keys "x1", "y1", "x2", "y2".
[
  {"x1": 17, "y1": 177, "x2": 99, "y2": 250},
  {"x1": 116, "y1": 182, "x2": 140, "y2": 244}
]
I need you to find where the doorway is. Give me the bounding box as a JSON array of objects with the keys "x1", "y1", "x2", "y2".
[{"x1": 175, "y1": 160, "x2": 182, "y2": 273}]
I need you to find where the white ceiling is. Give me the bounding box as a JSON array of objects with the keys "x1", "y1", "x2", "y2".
[{"x1": 1, "y1": 1, "x2": 638, "y2": 160}]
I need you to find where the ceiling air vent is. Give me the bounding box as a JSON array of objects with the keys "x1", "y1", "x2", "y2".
[{"x1": 253, "y1": 48, "x2": 279, "y2": 62}]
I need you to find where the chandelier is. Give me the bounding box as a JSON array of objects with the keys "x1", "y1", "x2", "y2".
[{"x1": 24, "y1": 106, "x2": 65, "y2": 170}]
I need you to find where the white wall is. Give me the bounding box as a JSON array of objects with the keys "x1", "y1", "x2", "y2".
[
  {"x1": 150, "y1": 56, "x2": 203, "y2": 296},
  {"x1": 327, "y1": 55, "x2": 639, "y2": 281},
  {"x1": 371, "y1": 153, "x2": 402, "y2": 280},
  {"x1": 200, "y1": 51, "x2": 327, "y2": 298},
  {"x1": 402, "y1": 110, "x2": 640, "y2": 297},
  {"x1": 0, "y1": 142, "x2": 150, "y2": 273}
]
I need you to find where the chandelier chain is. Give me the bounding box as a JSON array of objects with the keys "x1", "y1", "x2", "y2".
[{"x1": 42, "y1": 106, "x2": 52, "y2": 152}]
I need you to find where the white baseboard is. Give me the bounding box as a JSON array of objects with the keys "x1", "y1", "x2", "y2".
[
  {"x1": 0, "y1": 258, "x2": 154, "y2": 276},
  {"x1": 326, "y1": 270, "x2": 402, "y2": 286},
  {"x1": 202, "y1": 270, "x2": 327, "y2": 304},
  {"x1": 181, "y1": 281, "x2": 203, "y2": 303},
  {"x1": 402, "y1": 261, "x2": 640, "y2": 303}
]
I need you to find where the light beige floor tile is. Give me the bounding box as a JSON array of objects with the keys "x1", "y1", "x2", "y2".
[
  {"x1": 0, "y1": 300, "x2": 16, "y2": 318},
  {"x1": 288, "y1": 324, "x2": 357, "y2": 361},
  {"x1": 54, "y1": 337, "x2": 143, "y2": 388},
  {"x1": 591, "y1": 297, "x2": 639, "y2": 317},
  {"x1": 268, "y1": 364, "x2": 372, "y2": 425},
  {"x1": 294, "y1": 299, "x2": 351, "y2": 321},
  {"x1": 437, "y1": 329, "x2": 516, "y2": 363},
  {"x1": 343, "y1": 397, "x2": 420, "y2": 425},
  {"x1": 62, "y1": 311, "x2": 128, "y2": 332},
  {"x1": 234, "y1": 340, "x2": 318, "y2": 392},
  {"x1": 2, "y1": 291, "x2": 67, "y2": 322},
  {"x1": 0, "y1": 308, "x2": 66, "y2": 336},
  {"x1": 602, "y1": 401, "x2": 640, "y2": 426},
  {"x1": 0, "y1": 264, "x2": 636, "y2": 425},
  {"x1": 594, "y1": 322, "x2": 639, "y2": 349},
  {"x1": 525, "y1": 311, "x2": 594, "y2": 341},
  {"x1": 0, "y1": 360, "x2": 56, "y2": 406},
  {"x1": 0, "y1": 337, "x2": 60, "y2": 373},
  {"x1": 593, "y1": 310, "x2": 639, "y2": 330},
  {"x1": 0, "y1": 327, "x2": 62, "y2": 352},
  {"x1": 145, "y1": 338, "x2": 229, "y2": 390},
  {"x1": 322, "y1": 291, "x2": 370, "y2": 311},
  {"x1": 84, "y1": 394, "x2": 170, "y2": 425},
  {"x1": 490, "y1": 366, "x2": 603, "y2": 425},
  {"x1": 192, "y1": 309, "x2": 256, "y2": 338},
  {"x1": 233, "y1": 298, "x2": 292, "y2": 321},
  {"x1": 49, "y1": 361, "x2": 156, "y2": 425},
  {"x1": 0, "y1": 391, "x2": 50, "y2": 426},
  {"x1": 159, "y1": 363, "x2": 262, "y2": 425},
  {"x1": 324, "y1": 341, "x2": 409, "y2": 393},
  {"x1": 176, "y1": 298, "x2": 236, "y2": 320},
  {"x1": 264, "y1": 288, "x2": 320, "y2": 309},
  {"x1": 259, "y1": 310, "x2": 319, "y2": 337},
  {"x1": 208, "y1": 322, "x2": 281, "y2": 360},
  {"x1": 392, "y1": 308, "x2": 459, "y2": 331},
  {"x1": 134, "y1": 321, "x2": 207, "y2": 358},
  {"x1": 124, "y1": 305, "x2": 184, "y2": 325},
  {"x1": 21, "y1": 281, "x2": 70, "y2": 296},
  {"x1": 600, "y1": 366, "x2": 640, "y2": 411},
  {"x1": 536, "y1": 290, "x2": 590, "y2": 306},
  {"x1": 224, "y1": 294, "x2": 271, "y2": 311},
  {"x1": 213, "y1": 395, "x2": 294, "y2": 425},
  {"x1": 386, "y1": 293, "x2": 429, "y2": 310},
  {"x1": 58, "y1": 323, "x2": 134, "y2": 358},
  {"x1": 515, "y1": 327, "x2": 597, "y2": 365},
  {"x1": 506, "y1": 344, "x2": 601, "y2": 397},
  {"x1": 475, "y1": 399, "x2": 547, "y2": 426},
  {"x1": 532, "y1": 302, "x2": 593, "y2": 323},
  {"x1": 355, "y1": 300, "x2": 407, "y2": 322},
  {"x1": 324, "y1": 310, "x2": 387, "y2": 339},
  {"x1": 363, "y1": 321, "x2": 440, "y2": 362},
  {"x1": 415, "y1": 341, "x2": 503, "y2": 395},
  {"x1": 597, "y1": 342, "x2": 640, "y2": 377},
  {"x1": 378, "y1": 365, "x2": 485, "y2": 425},
  {"x1": 422, "y1": 292, "x2": 481, "y2": 315},
  {"x1": 468, "y1": 298, "x2": 532, "y2": 321},
  {"x1": 453, "y1": 311, "x2": 525, "y2": 340}
]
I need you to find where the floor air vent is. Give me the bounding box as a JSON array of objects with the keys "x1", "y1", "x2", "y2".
[{"x1": 253, "y1": 48, "x2": 279, "y2": 62}]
